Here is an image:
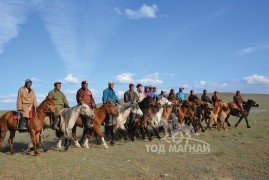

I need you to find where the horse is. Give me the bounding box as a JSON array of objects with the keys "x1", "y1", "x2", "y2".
[
  {"x1": 105, "y1": 102, "x2": 144, "y2": 145},
  {"x1": 130, "y1": 97, "x2": 162, "y2": 141},
  {"x1": 72, "y1": 100, "x2": 119, "y2": 149},
  {"x1": 54, "y1": 102, "x2": 95, "y2": 150},
  {"x1": 0, "y1": 96, "x2": 58, "y2": 155},
  {"x1": 225, "y1": 99, "x2": 259, "y2": 128}
]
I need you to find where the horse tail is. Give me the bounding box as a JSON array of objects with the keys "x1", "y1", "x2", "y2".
[{"x1": 55, "y1": 129, "x2": 64, "y2": 138}]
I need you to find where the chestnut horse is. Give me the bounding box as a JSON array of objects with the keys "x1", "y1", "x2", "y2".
[
  {"x1": 225, "y1": 99, "x2": 259, "y2": 128},
  {"x1": 0, "y1": 96, "x2": 58, "y2": 155},
  {"x1": 72, "y1": 100, "x2": 119, "y2": 149}
]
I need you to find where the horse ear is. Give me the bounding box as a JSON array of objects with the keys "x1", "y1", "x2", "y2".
[{"x1": 106, "y1": 100, "x2": 111, "y2": 105}]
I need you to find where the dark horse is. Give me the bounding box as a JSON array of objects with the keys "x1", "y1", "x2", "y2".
[
  {"x1": 130, "y1": 96, "x2": 162, "y2": 141},
  {"x1": 0, "y1": 96, "x2": 58, "y2": 155},
  {"x1": 225, "y1": 99, "x2": 259, "y2": 128}
]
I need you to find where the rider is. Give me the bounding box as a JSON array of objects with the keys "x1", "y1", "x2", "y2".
[
  {"x1": 233, "y1": 90, "x2": 246, "y2": 116},
  {"x1": 102, "y1": 82, "x2": 119, "y2": 140},
  {"x1": 151, "y1": 87, "x2": 159, "y2": 100},
  {"x1": 48, "y1": 82, "x2": 69, "y2": 130},
  {"x1": 188, "y1": 90, "x2": 199, "y2": 102},
  {"x1": 136, "y1": 83, "x2": 145, "y2": 102},
  {"x1": 212, "y1": 91, "x2": 220, "y2": 103},
  {"x1": 168, "y1": 89, "x2": 176, "y2": 99},
  {"x1": 176, "y1": 87, "x2": 186, "y2": 101},
  {"x1": 17, "y1": 79, "x2": 37, "y2": 132},
  {"x1": 201, "y1": 89, "x2": 212, "y2": 103},
  {"x1": 124, "y1": 83, "x2": 139, "y2": 123},
  {"x1": 143, "y1": 86, "x2": 151, "y2": 97},
  {"x1": 159, "y1": 90, "x2": 167, "y2": 98},
  {"x1": 76, "y1": 80, "x2": 96, "y2": 145}
]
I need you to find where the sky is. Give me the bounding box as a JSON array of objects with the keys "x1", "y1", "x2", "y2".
[{"x1": 0, "y1": 0, "x2": 269, "y2": 110}]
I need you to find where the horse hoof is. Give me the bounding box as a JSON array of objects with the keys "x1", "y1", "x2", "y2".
[
  {"x1": 35, "y1": 152, "x2": 40, "y2": 156},
  {"x1": 10, "y1": 151, "x2": 15, "y2": 155},
  {"x1": 44, "y1": 149, "x2": 48, "y2": 153},
  {"x1": 234, "y1": 125, "x2": 238, "y2": 128},
  {"x1": 64, "y1": 147, "x2": 69, "y2": 151},
  {"x1": 247, "y1": 126, "x2": 251, "y2": 128},
  {"x1": 81, "y1": 144, "x2": 89, "y2": 149},
  {"x1": 74, "y1": 141, "x2": 81, "y2": 148},
  {"x1": 110, "y1": 141, "x2": 115, "y2": 146},
  {"x1": 104, "y1": 144, "x2": 109, "y2": 149}
]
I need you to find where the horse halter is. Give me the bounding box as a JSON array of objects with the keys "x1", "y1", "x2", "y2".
[{"x1": 43, "y1": 101, "x2": 57, "y2": 113}]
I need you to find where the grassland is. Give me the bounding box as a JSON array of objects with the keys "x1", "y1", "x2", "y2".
[{"x1": 0, "y1": 93, "x2": 268, "y2": 179}]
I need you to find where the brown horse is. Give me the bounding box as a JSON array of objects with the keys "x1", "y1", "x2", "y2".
[
  {"x1": 72, "y1": 100, "x2": 119, "y2": 149},
  {"x1": 225, "y1": 99, "x2": 259, "y2": 128},
  {"x1": 0, "y1": 96, "x2": 58, "y2": 155}
]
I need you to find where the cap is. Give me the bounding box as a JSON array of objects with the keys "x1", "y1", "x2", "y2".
[
  {"x1": 25, "y1": 79, "x2": 32, "y2": 83},
  {"x1": 54, "y1": 82, "x2": 61, "y2": 86},
  {"x1": 149, "y1": 86, "x2": 153, "y2": 89},
  {"x1": 161, "y1": 89, "x2": 166, "y2": 93},
  {"x1": 236, "y1": 90, "x2": 240, "y2": 93},
  {"x1": 179, "y1": 87, "x2": 184, "y2": 90},
  {"x1": 136, "y1": 83, "x2": 142, "y2": 88},
  {"x1": 214, "y1": 91, "x2": 218, "y2": 94},
  {"x1": 203, "y1": 89, "x2": 207, "y2": 93},
  {"x1": 144, "y1": 86, "x2": 149, "y2": 88},
  {"x1": 108, "y1": 81, "x2": 114, "y2": 85},
  {"x1": 129, "y1": 83, "x2": 134, "y2": 87},
  {"x1": 153, "y1": 87, "x2": 156, "y2": 89},
  {"x1": 81, "y1": 80, "x2": 88, "y2": 85}
]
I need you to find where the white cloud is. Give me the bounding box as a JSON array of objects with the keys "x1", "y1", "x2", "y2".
[
  {"x1": 199, "y1": 81, "x2": 206, "y2": 86},
  {"x1": 114, "y1": 7, "x2": 121, "y2": 15},
  {"x1": 124, "y1": 4, "x2": 158, "y2": 19},
  {"x1": 63, "y1": 74, "x2": 79, "y2": 84},
  {"x1": 31, "y1": 77, "x2": 42, "y2": 82},
  {"x1": 114, "y1": 73, "x2": 135, "y2": 84},
  {"x1": 243, "y1": 74, "x2": 269, "y2": 85},
  {"x1": 0, "y1": 1, "x2": 30, "y2": 54},
  {"x1": 117, "y1": 90, "x2": 124, "y2": 96},
  {"x1": 242, "y1": 47, "x2": 255, "y2": 54}
]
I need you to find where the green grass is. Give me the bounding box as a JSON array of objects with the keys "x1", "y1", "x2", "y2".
[{"x1": 0, "y1": 93, "x2": 269, "y2": 179}]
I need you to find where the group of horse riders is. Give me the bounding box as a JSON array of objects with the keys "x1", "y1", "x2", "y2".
[{"x1": 16, "y1": 78, "x2": 246, "y2": 133}]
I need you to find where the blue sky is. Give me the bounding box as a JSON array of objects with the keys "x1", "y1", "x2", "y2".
[{"x1": 0, "y1": 0, "x2": 269, "y2": 110}]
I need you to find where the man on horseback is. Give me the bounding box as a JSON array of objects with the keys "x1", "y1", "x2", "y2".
[
  {"x1": 233, "y1": 90, "x2": 246, "y2": 116},
  {"x1": 48, "y1": 82, "x2": 69, "y2": 130},
  {"x1": 176, "y1": 87, "x2": 186, "y2": 101},
  {"x1": 17, "y1": 79, "x2": 37, "y2": 132},
  {"x1": 201, "y1": 89, "x2": 212, "y2": 103},
  {"x1": 212, "y1": 91, "x2": 220, "y2": 102},
  {"x1": 77, "y1": 80, "x2": 96, "y2": 127},
  {"x1": 136, "y1": 83, "x2": 145, "y2": 102},
  {"x1": 188, "y1": 90, "x2": 198, "y2": 102},
  {"x1": 159, "y1": 90, "x2": 167, "y2": 98},
  {"x1": 124, "y1": 83, "x2": 139, "y2": 124},
  {"x1": 143, "y1": 86, "x2": 151, "y2": 97},
  {"x1": 102, "y1": 82, "x2": 119, "y2": 140}
]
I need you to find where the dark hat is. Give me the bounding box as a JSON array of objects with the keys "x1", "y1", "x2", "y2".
[
  {"x1": 136, "y1": 83, "x2": 142, "y2": 88},
  {"x1": 236, "y1": 90, "x2": 240, "y2": 93},
  {"x1": 203, "y1": 89, "x2": 207, "y2": 93},
  {"x1": 129, "y1": 83, "x2": 134, "y2": 87},
  {"x1": 214, "y1": 91, "x2": 218, "y2": 94},
  {"x1": 25, "y1": 79, "x2": 32, "y2": 83},
  {"x1": 161, "y1": 89, "x2": 166, "y2": 93},
  {"x1": 54, "y1": 82, "x2": 61, "y2": 86},
  {"x1": 144, "y1": 86, "x2": 149, "y2": 88},
  {"x1": 179, "y1": 87, "x2": 184, "y2": 90},
  {"x1": 81, "y1": 80, "x2": 88, "y2": 85},
  {"x1": 153, "y1": 87, "x2": 156, "y2": 89}
]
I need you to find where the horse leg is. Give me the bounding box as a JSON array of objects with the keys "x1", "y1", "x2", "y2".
[
  {"x1": 235, "y1": 117, "x2": 243, "y2": 128},
  {"x1": 64, "y1": 137, "x2": 72, "y2": 151},
  {"x1": 245, "y1": 117, "x2": 251, "y2": 128},
  {"x1": 0, "y1": 128, "x2": 7, "y2": 151},
  {"x1": 39, "y1": 131, "x2": 47, "y2": 152},
  {"x1": 110, "y1": 125, "x2": 115, "y2": 146},
  {"x1": 150, "y1": 124, "x2": 161, "y2": 140},
  {"x1": 213, "y1": 118, "x2": 220, "y2": 131},
  {"x1": 144, "y1": 126, "x2": 152, "y2": 141},
  {"x1": 72, "y1": 125, "x2": 81, "y2": 148},
  {"x1": 30, "y1": 131, "x2": 39, "y2": 156},
  {"x1": 94, "y1": 125, "x2": 108, "y2": 149},
  {"x1": 80, "y1": 128, "x2": 90, "y2": 148},
  {"x1": 8, "y1": 130, "x2": 15, "y2": 155},
  {"x1": 225, "y1": 114, "x2": 231, "y2": 127}
]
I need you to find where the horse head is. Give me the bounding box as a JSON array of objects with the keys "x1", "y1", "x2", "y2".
[
  {"x1": 39, "y1": 96, "x2": 59, "y2": 114},
  {"x1": 247, "y1": 99, "x2": 259, "y2": 107},
  {"x1": 78, "y1": 102, "x2": 95, "y2": 118},
  {"x1": 105, "y1": 100, "x2": 119, "y2": 117}
]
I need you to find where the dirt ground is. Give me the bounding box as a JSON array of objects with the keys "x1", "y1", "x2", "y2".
[{"x1": 0, "y1": 93, "x2": 268, "y2": 180}]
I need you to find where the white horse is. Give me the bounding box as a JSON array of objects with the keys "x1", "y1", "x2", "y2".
[
  {"x1": 82, "y1": 102, "x2": 143, "y2": 147},
  {"x1": 155, "y1": 97, "x2": 173, "y2": 127},
  {"x1": 56, "y1": 102, "x2": 95, "y2": 150}
]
